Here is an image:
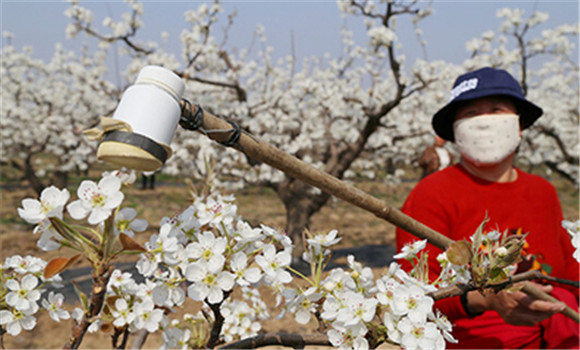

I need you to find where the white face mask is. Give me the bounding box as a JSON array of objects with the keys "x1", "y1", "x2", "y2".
[{"x1": 453, "y1": 113, "x2": 521, "y2": 165}]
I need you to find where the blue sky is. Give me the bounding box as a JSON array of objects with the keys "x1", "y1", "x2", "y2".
[{"x1": 2, "y1": 1, "x2": 578, "y2": 75}]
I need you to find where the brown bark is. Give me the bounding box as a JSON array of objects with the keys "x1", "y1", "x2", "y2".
[
  {"x1": 63, "y1": 266, "x2": 112, "y2": 349},
  {"x1": 22, "y1": 155, "x2": 45, "y2": 195},
  {"x1": 218, "y1": 333, "x2": 330, "y2": 349},
  {"x1": 276, "y1": 180, "x2": 331, "y2": 256},
  {"x1": 51, "y1": 170, "x2": 69, "y2": 190}
]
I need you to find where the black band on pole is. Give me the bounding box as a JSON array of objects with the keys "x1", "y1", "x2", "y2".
[
  {"x1": 218, "y1": 120, "x2": 242, "y2": 147},
  {"x1": 179, "y1": 99, "x2": 204, "y2": 131},
  {"x1": 102, "y1": 130, "x2": 168, "y2": 163}
]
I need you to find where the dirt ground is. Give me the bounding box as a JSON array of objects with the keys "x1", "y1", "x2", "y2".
[{"x1": 1, "y1": 173, "x2": 578, "y2": 349}]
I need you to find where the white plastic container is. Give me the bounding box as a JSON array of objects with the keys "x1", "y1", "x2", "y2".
[
  {"x1": 113, "y1": 66, "x2": 185, "y2": 145},
  {"x1": 97, "y1": 66, "x2": 186, "y2": 171}
]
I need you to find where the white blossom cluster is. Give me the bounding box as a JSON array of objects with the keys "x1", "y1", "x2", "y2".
[
  {"x1": 134, "y1": 188, "x2": 295, "y2": 346},
  {"x1": 277, "y1": 230, "x2": 456, "y2": 350},
  {"x1": 562, "y1": 220, "x2": 580, "y2": 263},
  {"x1": 0, "y1": 255, "x2": 65, "y2": 336},
  {"x1": 7, "y1": 171, "x2": 580, "y2": 349},
  {"x1": 1, "y1": 38, "x2": 117, "y2": 182}
]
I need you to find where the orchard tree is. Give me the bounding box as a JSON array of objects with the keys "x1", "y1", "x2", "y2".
[
  {"x1": 0, "y1": 39, "x2": 117, "y2": 193},
  {"x1": 65, "y1": 0, "x2": 443, "y2": 254},
  {"x1": 462, "y1": 8, "x2": 579, "y2": 183}
]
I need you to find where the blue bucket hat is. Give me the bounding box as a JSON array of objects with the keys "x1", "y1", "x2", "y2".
[{"x1": 432, "y1": 67, "x2": 543, "y2": 142}]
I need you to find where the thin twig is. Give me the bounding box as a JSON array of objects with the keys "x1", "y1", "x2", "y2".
[
  {"x1": 205, "y1": 291, "x2": 232, "y2": 349},
  {"x1": 1, "y1": 326, "x2": 5, "y2": 350},
  {"x1": 118, "y1": 327, "x2": 130, "y2": 350},
  {"x1": 130, "y1": 329, "x2": 149, "y2": 350}
]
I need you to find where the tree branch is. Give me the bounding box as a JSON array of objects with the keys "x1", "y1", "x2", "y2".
[
  {"x1": 217, "y1": 333, "x2": 331, "y2": 349},
  {"x1": 63, "y1": 265, "x2": 113, "y2": 349}
]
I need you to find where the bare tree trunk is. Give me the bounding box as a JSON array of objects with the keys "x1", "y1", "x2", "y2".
[
  {"x1": 52, "y1": 170, "x2": 69, "y2": 190},
  {"x1": 22, "y1": 155, "x2": 45, "y2": 195},
  {"x1": 276, "y1": 180, "x2": 331, "y2": 256}
]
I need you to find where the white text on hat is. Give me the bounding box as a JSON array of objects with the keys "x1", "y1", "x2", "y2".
[{"x1": 449, "y1": 78, "x2": 478, "y2": 102}]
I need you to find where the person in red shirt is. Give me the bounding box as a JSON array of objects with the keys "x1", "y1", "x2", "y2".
[{"x1": 396, "y1": 67, "x2": 579, "y2": 349}]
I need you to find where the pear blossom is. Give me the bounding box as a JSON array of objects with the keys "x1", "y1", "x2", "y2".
[
  {"x1": 347, "y1": 255, "x2": 374, "y2": 291},
  {"x1": 185, "y1": 260, "x2": 235, "y2": 304},
  {"x1": 3, "y1": 255, "x2": 45, "y2": 275},
  {"x1": 383, "y1": 312, "x2": 403, "y2": 344},
  {"x1": 102, "y1": 170, "x2": 136, "y2": 185},
  {"x1": 186, "y1": 231, "x2": 226, "y2": 267},
  {"x1": 87, "y1": 319, "x2": 103, "y2": 333},
  {"x1": 282, "y1": 287, "x2": 322, "y2": 324},
  {"x1": 67, "y1": 175, "x2": 124, "y2": 225},
  {"x1": 255, "y1": 244, "x2": 292, "y2": 284},
  {"x1": 327, "y1": 322, "x2": 369, "y2": 350},
  {"x1": 114, "y1": 207, "x2": 148, "y2": 237},
  {"x1": 233, "y1": 220, "x2": 264, "y2": 244},
  {"x1": 391, "y1": 284, "x2": 434, "y2": 323},
  {"x1": 436, "y1": 252, "x2": 471, "y2": 286},
  {"x1": 5, "y1": 274, "x2": 41, "y2": 312},
  {"x1": 35, "y1": 222, "x2": 63, "y2": 251},
  {"x1": 394, "y1": 239, "x2": 428, "y2": 260},
  {"x1": 195, "y1": 196, "x2": 236, "y2": 227},
  {"x1": 17, "y1": 186, "x2": 70, "y2": 224},
  {"x1": 430, "y1": 310, "x2": 457, "y2": 344},
  {"x1": 133, "y1": 299, "x2": 164, "y2": 332},
  {"x1": 148, "y1": 223, "x2": 180, "y2": 265},
  {"x1": 230, "y1": 252, "x2": 262, "y2": 286},
  {"x1": 162, "y1": 327, "x2": 191, "y2": 349},
  {"x1": 71, "y1": 307, "x2": 84, "y2": 323},
  {"x1": 322, "y1": 268, "x2": 356, "y2": 293},
  {"x1": 376, "y1": 275, "x2": 401, "y2": 308},
  {"x1": 160, "y1": 206, "x2": 201, "y2": 243},
  {"x1": 136, "y1": 251, "x2": 161, "y2": 277},
  {"x1": 306, "y1": 229, "x2": 342, "y2": 256},
  {"x1": 0, "y1": 308, "x2": 37, "y2": 336},
  {"x1": 397, "y1": 316, "x2": 445, "y2": 350},
  {"x1": 321, "y1": 292, "x2": 348, "y2": 321},
  {"x1": 221, "y1": 299, "x2": 261, "y2": 341},
  {"x1": 41, "y1": 292, "x2": 70, "y2": 322},
  {"x1": 111, "y1": 298, "x2": 136, "y2": 328},
  {"x1": 261, "y1": 225, "x2": 293, "y2": 250},
  {"x1": 335, "y1": 291, "x2": 378, "y2": 329},
  {"x1": 230, "y1": 317, "x2": 261, "y2": 341},
  {"x1": 107, "y1": 269, "x2": 138, "y2": 294},
  {"x1": 368, "y1": 25, "x2": 397, "y2": 47}
]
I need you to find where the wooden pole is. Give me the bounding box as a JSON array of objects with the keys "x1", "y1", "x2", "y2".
[
  {"x1": 183, "y1": 103, "x2": 579, "y2": 324},
  {"x1": 195, "y1": 106, "x2": 454, "y2": 251}
]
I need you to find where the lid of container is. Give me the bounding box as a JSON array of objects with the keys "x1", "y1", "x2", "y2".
[
  {"x1": 135, "y1": 66, "x2": 185, "y2": 103},
  {"x1": 96, "y1": 130, "x2": 173, "y2": 172}
]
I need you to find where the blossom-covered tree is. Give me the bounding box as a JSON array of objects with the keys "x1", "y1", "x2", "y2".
[{"x1": 1, "y1": 39, "x2": 117, "y2": 193}]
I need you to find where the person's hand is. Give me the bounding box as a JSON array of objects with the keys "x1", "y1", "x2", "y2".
[{"x1": 468, "y1": 282, "x2": 567, "y2": 326}]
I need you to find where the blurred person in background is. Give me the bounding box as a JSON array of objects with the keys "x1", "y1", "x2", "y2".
[{"x1": 418, "y1": 135, "x2": 454, "y2": 178}]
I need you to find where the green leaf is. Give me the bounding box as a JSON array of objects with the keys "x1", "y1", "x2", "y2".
[
  {"x1": 489, "y1": 267, "x2": 508, "y2": 285},
  {"x1": 72, "y1": 280, "x2": 89, "y2": 311},
  {"x1": 541, "y1": 263, "x2": 552, "y2": 275}
]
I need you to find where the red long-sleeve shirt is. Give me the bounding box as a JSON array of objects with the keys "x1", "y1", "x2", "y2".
[{"x1": 396, "y1": 164, "x2": 579, "y2": 349}]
